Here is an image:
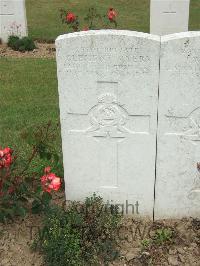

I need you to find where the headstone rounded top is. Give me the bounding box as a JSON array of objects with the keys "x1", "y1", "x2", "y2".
[{"x1": 55, "y1": 30, "x2": 160, "y2": 44}]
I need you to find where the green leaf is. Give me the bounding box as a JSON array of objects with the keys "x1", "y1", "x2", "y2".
[
  {"x1": 32, "y1": 199, "x2": 43, "y2": 214},
  {"x1": 35, "y1": 185, "x2": 43, "y2": 195},
  {"x1": 16, "y1": 206, "x2": 27, "y2": 217},
  {"x1": 42, "y1": 191, "x2": 52, "y2": 205},
  {"x1": 45, "y1": 152, "x2": 52, "y2": 160}
]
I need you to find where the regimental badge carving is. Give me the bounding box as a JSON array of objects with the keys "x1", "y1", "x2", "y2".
[
  {"x1": 68, "y1": 92, "x2": 150, "y2": 139},
  {"x1": 86, "y1": 93, "x2": 131, "y2": 138},
  {"x1": 166, "y1": 107, "x2": 200, "y2": 144}
]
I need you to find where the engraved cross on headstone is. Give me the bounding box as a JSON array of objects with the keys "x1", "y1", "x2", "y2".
[
  {"x1": 67, "y1": 81, "x2": 151, "y2": 188},
  {"x1": 162, "y1": 3, "x2": 176, "y2": 15}
]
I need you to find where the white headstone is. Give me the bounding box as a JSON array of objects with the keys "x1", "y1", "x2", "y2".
[
  {"x1": 155, "y1": 32, "x2": 200, "y2": 219},
  {"x1": 150, "y1": 0, "x2": 190, "y2": 35},
  {"x1": 0, "y1": 0, "x2": 28, "y2": 43},
  {"x1": 56, "y1": 30, "x2": 160, "y2": 217}
]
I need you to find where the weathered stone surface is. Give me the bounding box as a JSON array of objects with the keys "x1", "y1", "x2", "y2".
[
  {"x1": 0, "y1": 0, "x2": 28, "y2": 43},
  {"x1": 56, "y1": 30, "x2": 160, "y2": 218},
  {"x1": 155, "y1": 32, "x2": 200, "y2": 219},
  {"x1": 150, "y1": 0, "x2": 190, "y2": 35}
]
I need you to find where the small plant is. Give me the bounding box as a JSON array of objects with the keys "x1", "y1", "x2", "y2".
[
  {"x1": 60, "y1": 6, "x2": 117, "y2": 32},
  {"x1": 140, "y1": 227, "x2": 173, "y2": 251},
  {"x1": 7, "y1": 35, "x2": 36, "y2": 52},
  {"x1": 141, "y1": 238, "x2": 151, "y2": 249},
  {"x1": 7, "y1": 35, "x2": 20, "y2": 50},
  {"x1": 138, "y1": 227, "x2": 174, "y2": 266},
  {"x1": 153, "y1": 228, "x2": 173, "y2": 245},
  {"x1": 33, "y1": 194, "x2": 122, "y2": 266}
]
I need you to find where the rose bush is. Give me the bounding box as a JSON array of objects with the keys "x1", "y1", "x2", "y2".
[
  {"x1": 0, "y1": 122, "x2": 63, "y2": 222},
  {"x1": 60, "y1": 6, "x2": 118, "y2": 32}
]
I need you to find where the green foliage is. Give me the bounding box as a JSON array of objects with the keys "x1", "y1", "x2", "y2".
[
  {"x1": 7, "y1": 35, "x2": 36, "y2": 52},
  {"x1": 83, "y1": 7, "x2": 103, "y2": 29},
  {"x1": 141, "y1": 238, "x2": 151, "y2": 249},
  {"x1": 153, "y1": 228, "x2": 173, "y2": 245},
  {"x1": 31, "y1": 191, "x2": 52, "y2": 214},
  {"x1": 20, "y1": 121, "x2": 63, "y2": 178},
  {"x1": 33, "y1": 194, "x2": 122, "y2": 266},
  {"x1": 7, "y1": 35, "x2": 20, "y2": 50},
  {"x1": 19, "y1": 37, "x2": 36, "y2": 52},
  {"x1": 60, "y1": 6, "x2": 117, "y2": 31},
  {"x1": 140, "y1": 227, "x2": 173, "y2": 251},
  {"x1": 0, "y1": 189, "x2": 29, "y2": 222},
  {"x1": 33, "y1": 206, "x2": 82, "y2": 266}
]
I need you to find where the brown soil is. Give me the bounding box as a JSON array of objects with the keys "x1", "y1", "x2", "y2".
[
  {"x1": 0, "y1": 192, "x2": 199, "y2": 266},
  {"x1": 114, "y1": 217, "x2": 200, "y2": 266},
  {"x1": 0, "y1": 42, "x2": 56, "y2": 59}
]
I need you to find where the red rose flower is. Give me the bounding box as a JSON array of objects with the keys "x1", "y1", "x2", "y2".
[
  {"x1": 3, "y1": 147, "x2": 13, "y2": 154},
  {"x1": 41, "y1": 167, "x2": 61, "y2": 193},
  {"x1": 4, "y1": 153, "x2": 12, "y2": 168},
  {"x1": 48, "y1": 177, "x2": 61, "y2": 191},
  {"x1": 0, "y1": 147, "x2": 13, "y2": 169},
  {"x1": 66, "y1": 12, "x2": 76, "y2": 23},
  {"x1": 107, "y1": 7, "x2": 117, "y2": 21}
]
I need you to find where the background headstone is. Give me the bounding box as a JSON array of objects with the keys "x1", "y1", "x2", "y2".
[
  {"x1": 56, "y1": 30, "x2": 160, "y2": 217},
  {"x1": 0, "y1": 0, "x2": 28, "y2": 43},
  {"x1": 155, "y1": 32, "x2": 200, "y2": 219},
  {"x1": 150, "y1": 0, "x2": 190, "y2": 35}
]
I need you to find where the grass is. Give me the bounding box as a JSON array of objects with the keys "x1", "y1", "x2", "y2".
[
  {"x1": 25, "y1": 0, "x2": 200, "y2": 41},
  {"x1": 189, "y1": 0, "x2": 200, "y2": 30},
  {"x1": 26, "y1": 0, "x2": 150, "y2": 41},
  {"x1": 0, "y1": 57, "x2": 60, "y2": 150}
]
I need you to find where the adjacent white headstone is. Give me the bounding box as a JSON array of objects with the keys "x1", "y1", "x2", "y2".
[
  {"x1": 150, "y1": 0, "x2": 190, "y2": 35},
  {"x1": 0, "y1": 0, "x2": 28, "y2": 43},
  {"x1": 155, "y1": 32, "x2": 200, "y2": 219},
  {"x1": 56, "y1": 30, "x2": 160, "y2": 217}
]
